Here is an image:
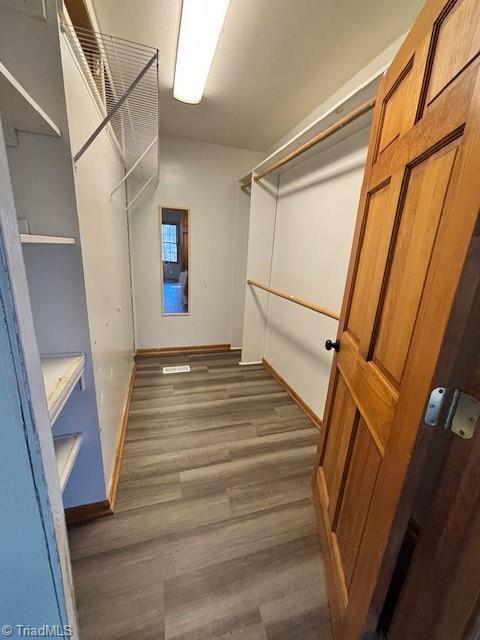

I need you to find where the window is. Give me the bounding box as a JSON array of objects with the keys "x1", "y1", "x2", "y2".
[
  {"x1": 162, "y1": 224, "x2": 178, "y2": 262},
  {"x1": 160, "y1": 207, "x2": 189, "y2": 314}
]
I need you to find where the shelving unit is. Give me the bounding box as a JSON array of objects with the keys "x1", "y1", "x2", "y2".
[
  {"x1": 0, "y1": 61, "x2": 61, "y2": 137},
  {"x1": 53, "y1": 434, "x2": 82, "y2": 492},
  {"x1": 0, "y1": 0, "x2": 105, "y2": 572},
  {"x1": 41, "y1": 354, "x2": 85, "y2": 424},
  {"x1": 20, "y1": 234, "x2": 76, "y2": 245}
]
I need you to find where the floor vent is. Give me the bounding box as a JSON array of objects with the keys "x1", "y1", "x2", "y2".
[{"x1": 163, "y1": 365, "x2": 191, "y2": 375}]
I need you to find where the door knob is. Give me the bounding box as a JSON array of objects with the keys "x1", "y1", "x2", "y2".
[{"x1": 325, "y1": 339, "x2": 340, "y2": 352}]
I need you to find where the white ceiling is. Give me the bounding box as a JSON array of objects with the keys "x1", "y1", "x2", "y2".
[{"x1": 90, "y1": 0, "x2": 423, "y2": 152}]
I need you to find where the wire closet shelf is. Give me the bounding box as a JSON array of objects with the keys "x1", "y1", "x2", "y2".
[{"x1": 62, "y1": 21, "x2": 160, "y2": 210}]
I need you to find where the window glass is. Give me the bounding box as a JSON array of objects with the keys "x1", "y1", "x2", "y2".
[{"x1": 162, "y1": 224, "x2": 178, "y2": 262}]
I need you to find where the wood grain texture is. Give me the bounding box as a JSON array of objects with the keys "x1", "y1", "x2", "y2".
[
  {"x1": 65, "y1": 500, "x2": 112, "y2": 526},
  {"x1": 387, "y1": 187, "x2": 480, "y2": 640},
  {"x1": 337, "y1": 333, "x2": 398, "y2": 454},
  {"x1": 108, "y1": 362, "x2": 136, "y2": 510},
  {"x1": 136, "y1": 344, "x2": 231, "y2": 357},
  {"x1": 313, "y1": 469, "x2": 348, "y2": 637},
  {"x1": 248, "y1": 280, "x2": 340, "y2": 321},
  {"x1": 69, "y1": 351, "x2": 330, "y2": 639},
  {"x1": 345, "y1": 178, "x2": 399, "y2": 355},
  {"x1": 373, "y1": 141, "x2": 459, "y2": 382},
  {"x1": 262, "y1": 358, "x2": 323, "y2": 431},
  {"x1": 376, "y1": 60, "x2": 414, "y2": 156},
  {"x1": 335, "y1": 419, "x2": 381, "y2": 589},
  {"x1": 426, "y1": 0, "x2": 480, "y2": 104},
  {"x1": 322, "y1": 374, "x2": 358, "y2": 524},
  {"x1": 315, "y1": 1, "x2": 480, "y2": 637},
  {"x1": 65, "y1": 362, "x2": 137, "y2": 525}
]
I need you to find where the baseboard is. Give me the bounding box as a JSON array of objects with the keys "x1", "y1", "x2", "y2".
[
  {"x1": 65, "y1": 499, "x2": 112, "y2": 526},
  {"x1": 239, "y1": 360, "x2": 262, "y2": 366},
  {"x1": 136, "y1": 343, "x2": 231, "y2": 357},
  {"x1": 107, "y1": 362, "x2": 136, "y2": 511},
  {"x1": 262, "y1": 358, "x2": 323, "y2": 431},
  {"x1": 65, "y1": 362, "x2": 136, "y2": 526},
  {"x1": 313, "y1": 468, "x2": 346, "y2": 639}
]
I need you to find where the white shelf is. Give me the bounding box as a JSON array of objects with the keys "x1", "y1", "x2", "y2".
[
  {"x1": 54, "y1": 434, "x2": 82, "y2": 492},
  {"x1": 41, "y1": 354, "x2": 85, "y2": 424},
  {"x1": 0, "y1": 61, "x2": 61, "y2": 137},
  {"x1": 20, "y1": 234, "x2": 76, "y2": 245}
]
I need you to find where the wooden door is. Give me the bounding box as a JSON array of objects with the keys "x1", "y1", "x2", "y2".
[
  {"x1": 387, "y1": 217, "x2": 480, "y2": 639},
  {"x1": 313, "y1": 0, "x2": 480, "y2": 637}
]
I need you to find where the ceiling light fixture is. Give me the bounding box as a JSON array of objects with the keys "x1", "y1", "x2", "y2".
[{"x1": 173, "y1": 0, "x2": 231, "y2": 105}]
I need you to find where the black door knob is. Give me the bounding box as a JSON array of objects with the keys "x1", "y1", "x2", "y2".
[{"x1": 325, "y1": 339, "x2": 340, "y2": 352}]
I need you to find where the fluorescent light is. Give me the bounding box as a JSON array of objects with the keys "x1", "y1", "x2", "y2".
[{"x1": 174, "y1": 0, "x2": 231, "y2": 104}]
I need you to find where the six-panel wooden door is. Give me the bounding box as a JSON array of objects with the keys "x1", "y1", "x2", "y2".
[{"x1": 313, "y1": 0, "x2": 480, "y2": 637}]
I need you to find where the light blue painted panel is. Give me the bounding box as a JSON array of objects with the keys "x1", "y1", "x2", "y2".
[{"x1": 0, "y1": 257, "x2": 66, "y2": 633}]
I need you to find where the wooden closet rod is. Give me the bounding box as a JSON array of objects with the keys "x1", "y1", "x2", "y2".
[
  {"x1": 248, "y1": 279, "x2": 340, "y2": 321},
  {"x1": 254, "y1": 97, "x2": 376, "y2": 182}
]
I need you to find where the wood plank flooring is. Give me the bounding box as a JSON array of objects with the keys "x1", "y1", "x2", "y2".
[{"x1": 69, "y1": 351, "x2": 331, "y2": 640}]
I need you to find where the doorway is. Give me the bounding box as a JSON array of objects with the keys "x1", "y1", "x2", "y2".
[{"x1": 160, "y1": 207, "x2": 189, "y2": 315}]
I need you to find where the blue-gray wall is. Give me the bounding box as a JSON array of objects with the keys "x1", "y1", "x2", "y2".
[{"x1": 0, "y1": 242, "x2": 68, "y2": 635}]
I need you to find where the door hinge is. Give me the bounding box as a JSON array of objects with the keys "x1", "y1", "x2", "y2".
[{"x1": 425, "y1": 388, "x2": 480, "y2": 439}]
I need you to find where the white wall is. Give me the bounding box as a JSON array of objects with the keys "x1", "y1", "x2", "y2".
[
  {"x1": 230, "y1": 186, "x2": 254, "y2": 348},
  {"x1": 240, "y1": 36, "x2": 408, "y2": 421},
  {"x1": 131, "y1": 135, "x2": 262, "y2": 349},
  {"x1": 60, "y1": 34, "x2": 135, "y2": 489},
  {"x1": 264, "y1": 129, "x2": 369, "y2": 419},
  {"x1": 267, "y1": 34, "x2": 405, "y2": 156},
  {"x1": 240, "y1": 174, "x2": 279, "y2": 363}
]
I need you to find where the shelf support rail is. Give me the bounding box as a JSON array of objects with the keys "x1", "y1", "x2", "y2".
[
  {"x1": 110, "y1": 135, "x2": 158, "y2": 198},
  {"x1": 74, "y1": 52, "x2": 158, "y2": 163},
  {"x1": 254, "y1": 98, "x2": 376, "y2": 182},
  {"x1": 247, "y1": 279, "x2": 340, "y2": 321},
  {"x1": 62, "y1": 22, "x2": 160, "y2": 210},
  {"x1": 125, "y1": 173, "x2": 156, "y2": 212}
]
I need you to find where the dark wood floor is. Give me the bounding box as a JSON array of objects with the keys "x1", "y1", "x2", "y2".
[{"x1": 69, "y1": 351, "x2": 331, "y2": 640}]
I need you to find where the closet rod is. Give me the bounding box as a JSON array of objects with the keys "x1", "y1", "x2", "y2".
[
  {"x1": 254, "y1": 97, "x2": 376, "y2": 182},
  {"x1": 247, "y1": 279, "x2": 340, "y2": 321}
]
